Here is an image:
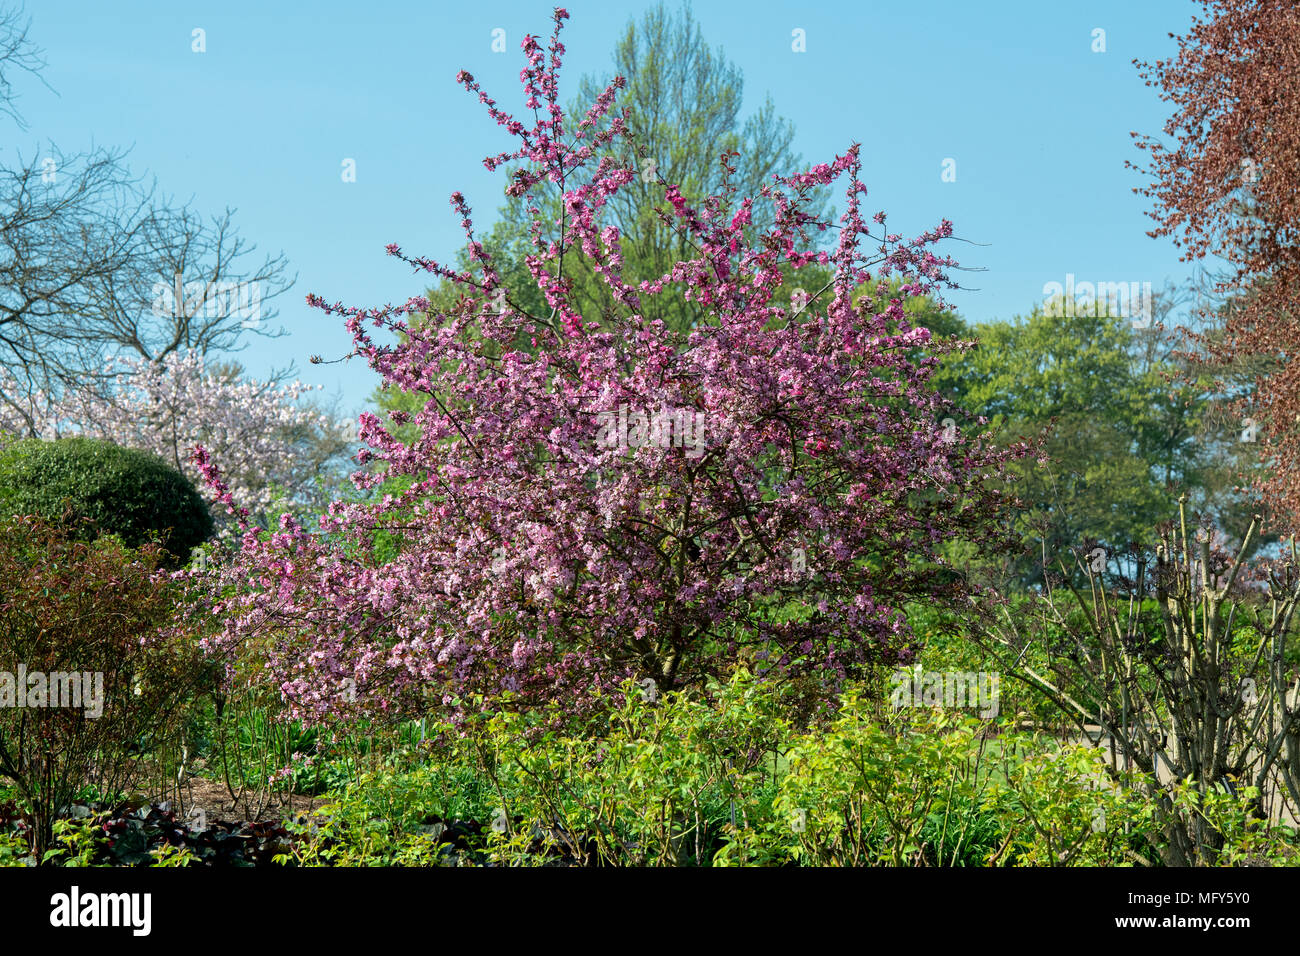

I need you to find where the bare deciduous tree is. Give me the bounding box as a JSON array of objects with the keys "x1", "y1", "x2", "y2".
[
  {"x1": 0, "y1": 4, "x2": 294, "y2": 436},
  {"x1": 0, "y1": 3, "x2": 46, "y2": 128},
  {"x1": 979, "y1": 501, "x2": 1300, "y2": 865}
]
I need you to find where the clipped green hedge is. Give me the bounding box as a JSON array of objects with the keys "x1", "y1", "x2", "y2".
[{"x1": 0, "y1": 437, "x2": 213, "y2": 560}]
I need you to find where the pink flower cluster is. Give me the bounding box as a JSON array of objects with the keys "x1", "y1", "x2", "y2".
[{"x1": 195, "y1": 8, "x2": 1027, "y2": 725}]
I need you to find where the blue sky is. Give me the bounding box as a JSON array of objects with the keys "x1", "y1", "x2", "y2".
[{"x1": 5, "y1": 0, "x2": 1196, "y2": 420}]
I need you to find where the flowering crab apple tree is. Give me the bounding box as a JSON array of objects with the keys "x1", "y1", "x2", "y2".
[{"x1": 195, "y1": 8, "x2": 1030, "y2": 726}]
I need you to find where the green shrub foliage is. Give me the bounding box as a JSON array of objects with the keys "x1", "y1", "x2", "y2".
[{"x1": 0, "y1": 437, "x2": 213, "y2": 561}]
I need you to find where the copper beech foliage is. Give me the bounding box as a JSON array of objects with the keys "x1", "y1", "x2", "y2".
[{"x1": 1131, "y1": 0, "x2": 1300, "y2": 529}]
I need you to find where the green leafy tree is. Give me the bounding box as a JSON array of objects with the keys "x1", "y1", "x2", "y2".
[
  {"x1": 373, "y1": 1, "x2": 829, "y2": 434},
  {"x1": 496, "y1": 0, "x2": 827, "y2": 335},
  {"x1": 932, "y1": 303, "x2": 1211, "y2": 584}
]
